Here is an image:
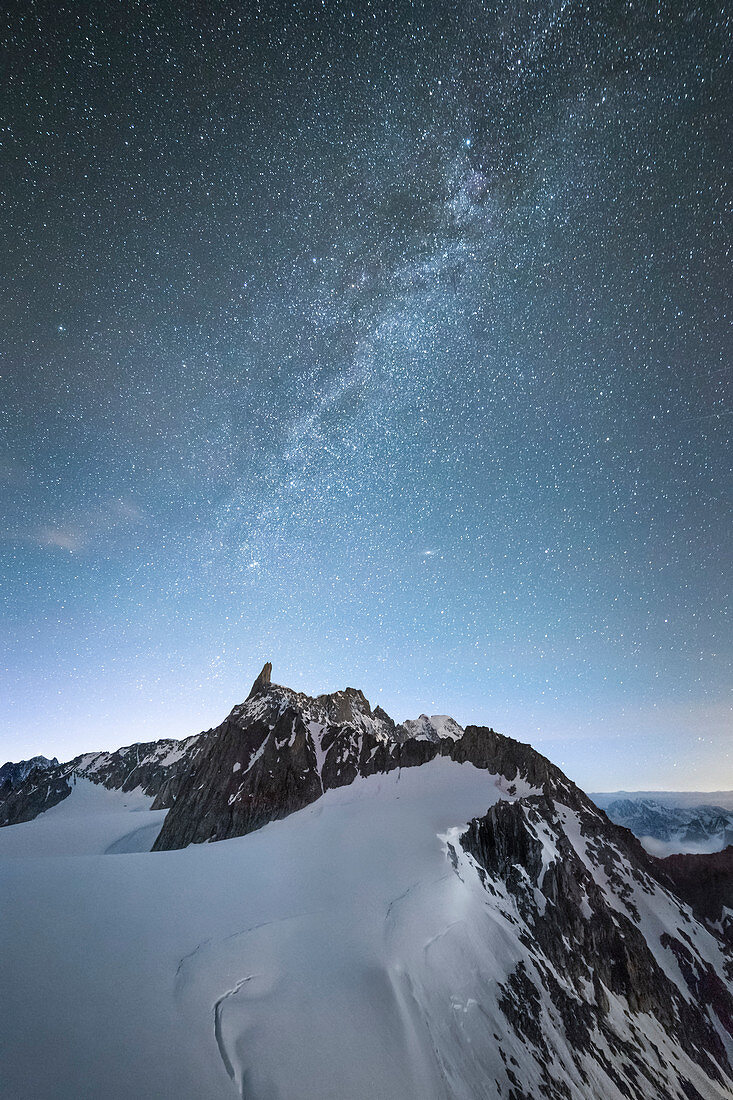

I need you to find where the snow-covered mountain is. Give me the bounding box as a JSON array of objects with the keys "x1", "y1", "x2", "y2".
[
  {"x1": 594, "y1": 791, "x2": 733, "y2": 811},
  {"x1": 1, "y1": 664, "x2": 732, "y2": 1100},
  {"x1": 0, "y1": 733, "x2": 203, "y2": 827},
  {"x1": 0, "y1": 754, "x2": 58, "y2": 790},
  {"x1": 592, "y1": 792, "x2": 733, "y2": 856},
  {"x1": 402, "y1": 713, "x2": 465, "y2": 742}
]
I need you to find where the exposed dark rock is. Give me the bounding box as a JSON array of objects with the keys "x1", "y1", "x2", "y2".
[
  {"x1": 246, "y1": 660, "x2": 272, "y2": 699},
  {"x1": 0, "y1": 755, "x2": 59, "y2": 790},
  {"x1": 152, "y1": 679, "x2": 442, "y2": 850},
  {"x1": 0, "y1": 767, "x2": 72, "y2": 826},
  {"x1": 657, "y1": 846, "x2": 733, "y2": 945}
]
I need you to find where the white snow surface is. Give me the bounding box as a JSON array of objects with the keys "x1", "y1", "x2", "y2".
[{"x1": 0, "y1": 778, "x2": 166, "y2": 858}]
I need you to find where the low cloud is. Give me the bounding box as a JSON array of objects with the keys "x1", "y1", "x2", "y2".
[
  {"x1": 36, "y1": 525, "x2": 87, "y2": 552},
  {"x1": 29, "y1": 496, "x2": 145, "y2": 553}
]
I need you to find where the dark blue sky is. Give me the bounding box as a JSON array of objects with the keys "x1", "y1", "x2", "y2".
[{"x1": 2, "y1": 0, "x2": 730, "y2": 788}]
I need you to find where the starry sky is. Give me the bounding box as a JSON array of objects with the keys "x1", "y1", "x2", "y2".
[{"x1": 2, "y1": 0, "x2": 730, "y2": 790}]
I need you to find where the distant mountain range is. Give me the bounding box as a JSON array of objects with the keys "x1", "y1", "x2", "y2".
[
  {"x1": 1, "y1": 663, "x2": 731, "y2": 1100},
  {"x1": 592, "y1": 791, "x2": 733, "y2": 856},
  {"x1": 0, "y1": 754, "x2": 58, "y2": 791}
]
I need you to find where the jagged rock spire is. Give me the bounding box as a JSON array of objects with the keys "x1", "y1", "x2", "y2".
[{"x1": 247, "y1": 661, "x2": 272, "y2": 699}]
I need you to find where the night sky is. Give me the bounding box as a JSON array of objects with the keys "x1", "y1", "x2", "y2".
[{"x1": 2, "y1": 0, "x2": 730, "y2": 790}]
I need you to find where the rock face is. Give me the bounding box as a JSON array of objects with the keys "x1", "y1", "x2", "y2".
[
  {"x1": 152, "y1": 674, "x2": 438, "y2": 850},
  {"x1": 459, "y1": 786, "x2": 733, "y2": 1099},
  {"x1": 0, "y1": 755, "x2": 58, "y2": 791},
  {"x1": 660, "y1": 845, "x2": 733, "y2": 945},
  {"x1": 246, "y1": 660, "x2": 272, "y2": 698},
  {"x1": 0, "y1": 756, "x2": 64, "y2": 824}
]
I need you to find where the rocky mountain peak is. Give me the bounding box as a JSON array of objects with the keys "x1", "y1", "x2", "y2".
[
  {"x1": 152, "y1": 671, "x2": 433, "y2": 850},
  {"x1": 246, "y1": 660, "x2": 272, "y2": 699},
  {"x1": 402, "y1": 714, "x2": 464, "y2": 743},
  {"x1": 316, "y1": 686, "x2": 373, "y2": 727},
  {"x1": 0, "y1": 755, "x2": 60, "y2": 792}
]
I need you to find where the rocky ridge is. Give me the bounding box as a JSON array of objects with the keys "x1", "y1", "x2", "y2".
[
  {"x1": 152, "y1": 665, "x2": 442, "y2": 849},
  {"x1": 0, "y1": 755, "x2": 58, "y2": 792},
  {"x1": 0, "y1": 735, "x2": 203, "y2": 827},
  {"x1": 459, "y1": 790, "x2": 733, "y2": 1098},
  {"x1": 660, "y1": 846, "x2": 733, "y2": 946},
  {"x1": 152, "y1": 664, "x2": 592, "y2": 851}
]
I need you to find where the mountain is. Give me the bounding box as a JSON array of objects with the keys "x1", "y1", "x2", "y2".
[
  {"x1": 402, "y1": 713, "x2": 465, "y2": 742},
  {"x1": 661, "y1": 846, "x2": 733, "y2": 946},
  {"x1": 1, "y1": 664, "x2": 732, "y2": 1100},
  {"x1": 592, "y1": 793, "x2": 733, "y2": 856},
  {"x1": 152, "y1": 662, "x2": 444, "y2": 850},
  {"x1": 0, "y1": 735, "x2": 202, "y2": 828},
  {"x1": 0, "y1": 754, "x2": 58, "y2": 791},
  {"x1": 594, "y1": 791, "x2": 733, "y2": 812}
]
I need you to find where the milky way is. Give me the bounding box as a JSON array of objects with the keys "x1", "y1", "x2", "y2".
[{"x1": 1, "y1": 0, "x2": 730, "y2": 788}]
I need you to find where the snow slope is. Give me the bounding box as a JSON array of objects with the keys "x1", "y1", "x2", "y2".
[
  {"x1": 2, "y1": 757, "x2": 731, "y2": 1100},
  {"x1": 0, "y1": 759, "x2": 509, "y2": 1100},
  {"x1": 0, "y1": 777, "x2": 166, "y2": 858}
]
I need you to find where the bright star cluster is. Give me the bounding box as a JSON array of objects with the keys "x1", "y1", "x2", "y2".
[{"x1": 1, "y1": 0, "x2": 730, "y2": 789}]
